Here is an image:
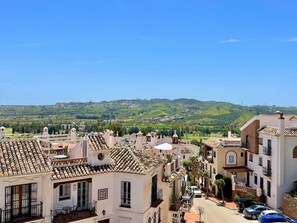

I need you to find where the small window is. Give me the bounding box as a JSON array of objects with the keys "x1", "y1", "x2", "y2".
[
  {"x1": 249, "y1": 153, "x2": 253, "y2": 162},
  {"x1": 98, "y1": 153, "x2": 104, "y2": 160},
  {"x1": 213, "y1": 151, "x2": 216, "y2": 158},
  {"x1": 254, "y1": 175, "x2": 258, "y2": 185},
  {"x1": 258, "y1": 157, "x2": 263, "y2": 166},
  {"x1": 59, "y1": 184, "x2": 71, "y2": 200},
  {"x1": 259, "y1": 138, "x2": 263, "y2": 145},
  {"x1": 240, "y1": 152, "x2": 244, "y2": 157},
  {"x1": 213, "y1": 168, "x2": 216, "y2": 174},
  {"x1": 293, "y1": 146, "x2": 297, "y2": 158},
  {"x1": 121, "y1": 181, "x2": 131, "y2": 208},
  {"x1": 229, "y1": 155, "x2": 234, "y2": 163},
  {"x1": 268, "y1": 139, "x2": 272, "y2": 149},
  {"x1": 183, "y1": 155, "x2": 185, "y2": 159}
]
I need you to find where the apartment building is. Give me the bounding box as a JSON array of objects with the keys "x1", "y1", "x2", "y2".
[
  {"x1": 201, "y1": 132, "x2": 247, "y2": 195},
  {"x1": 241, "y1": 113, "x2": 297, "y2": 209}
]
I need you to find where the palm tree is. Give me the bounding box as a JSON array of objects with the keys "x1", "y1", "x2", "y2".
[
  {"x1": 203, "y1": 171, "x2": 209, "y2": 198},
  {"x1": 215, "y1": 178, "x2": 226, "y2": 204}
]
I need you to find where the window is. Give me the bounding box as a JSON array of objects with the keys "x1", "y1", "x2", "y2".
[
  {"x1": 213, "y1": 168, "x2": 216, "y2": 174},
  {"x1": 59, "y1": 183, "x2": 71, "y2": 200},
  {"x1": 183, "y1": 155, "x2": 185, "y2": 159},
  {"x1": 226, "y1": 151, "x2": 236, "y2": 165},
  {"x1": 121, "y1": 181, "x2": 131, "y2": 208},
  {"x1": 148, "y1": 217, "x2": 151, "y2": 223},
  {"x1": 267, "y1": 181, "x2": 271, "y2": 197},
  {"x1": 240, "y1": 152, "x2": 244, "y2": 157},
  {"x1": 254, "y1": 175, "x2": 258, "y2": 185},
  {"x1": 268, "y1": 139, "x2": 272, "y2": 149},
  {"x1": 293, "y1": 146, "x2": 297, "y2": 158},
  {"x1": 260, "y1": 177, "x2": 264, "y2": 190},
  {"x1": 259, "y1": 138, "x2": 263, "y2": 145},
  {"x1": 258, "y1": 157, "x2": 263, "y2": 166},
  {"x1": 213, "y1": 151, "x2": 216, "y2": 158},
  {"x1": 5, "y1": 183, "x2": 38, "y2": 222},
  {"x1": 249, "y1": 153, "x2": 253, "y2": 162},
  {"x1": 229, "y1": 155, "x2": 234, "y2": 163},
  {"x1": 98, "y1": 153, "x2": 104, "y2": 160}
]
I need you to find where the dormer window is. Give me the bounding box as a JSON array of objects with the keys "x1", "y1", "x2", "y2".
[{"x1": 98, "y1": 153, "x2": 104, "y2": 160}]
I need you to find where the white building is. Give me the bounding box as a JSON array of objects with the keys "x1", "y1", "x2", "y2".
[
  {"x1": 241, "y1": 113, "x2": 297, "y2": 209},
  {"x1": 0, "y1": 130, "x2": 170, "y2": 223}
]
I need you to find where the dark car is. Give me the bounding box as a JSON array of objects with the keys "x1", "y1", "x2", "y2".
[{"x1": 237, "y1": 198, "x2": 262, "y2": 212}]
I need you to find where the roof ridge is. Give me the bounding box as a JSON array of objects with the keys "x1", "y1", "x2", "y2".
[{"x1": 127, "y1": 148, "x2": 146, "y2": 172}]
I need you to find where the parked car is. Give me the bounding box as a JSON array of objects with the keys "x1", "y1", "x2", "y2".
[
  {"x1": 258, "y1": 214, "x2": 293, "y2": 223},
  {"x1": 243, "y1": 204, "x2": 270, "y2": 220},
  {"x1": 258, "y1": 210, "x2": 284, "y2": 220},
  {"x1": 193, "y1": 188, "x2": 202, "y2": 198},
  {"x1": 237, "y1": 198, "x2": 263, "y2": 212},
  {"x1": 189, "y1": 186, "x2": 198, "y2": 194}
]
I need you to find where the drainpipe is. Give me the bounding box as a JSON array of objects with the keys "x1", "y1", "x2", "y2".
[{"x1": 276, "y1": 111, "x2": 285, "y2": 186}]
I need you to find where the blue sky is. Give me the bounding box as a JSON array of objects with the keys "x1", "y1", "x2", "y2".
[{"x1": 0, "y1": 0, "x2": 297, "y2": 106}]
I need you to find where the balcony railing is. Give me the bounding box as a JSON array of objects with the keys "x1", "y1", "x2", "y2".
[
  {"x1": 151, "y1": 188, "x2": 163, "y2": 207},
  {"x1": 263, "y1": 167, "x2": 272, "y2": 176},
  {"x1": 263, "y1": 146, "x2": 272, "y2": 156},
  {"x1": 0, "y1": 202, "x2": 43, "y2": 223}
]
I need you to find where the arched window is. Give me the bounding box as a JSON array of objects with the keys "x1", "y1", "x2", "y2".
[
  {"x1": 153, "y1": 212, "x2": 156, "y2": 223},
  {"x1": 293, "y1": 146, "x2": 297, "y2": 158},
  {"x1": 226, "y1": 151, "x2": 237, "y2": 165},
  {"x1": 148, "y1": 217, "x2": 151, "y2": 223}
]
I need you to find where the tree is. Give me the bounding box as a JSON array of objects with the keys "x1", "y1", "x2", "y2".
[
  {"x1": 215, "y1": 178, "x2": 226, "y2": 204},
  {"x1": 196, "y1": 206, "x2": 205, "y2": 223}
]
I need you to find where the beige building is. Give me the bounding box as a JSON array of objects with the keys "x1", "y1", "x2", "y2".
[{"x1": 201, "y1": 133, "x2": 248, "y2": 195}]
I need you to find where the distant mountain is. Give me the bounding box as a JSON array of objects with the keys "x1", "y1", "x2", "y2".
[{"x1": 1, "y1": 99, "x2": 297, "y2": 130}]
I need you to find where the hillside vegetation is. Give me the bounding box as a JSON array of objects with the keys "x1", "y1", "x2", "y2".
[{"x1": 1, "y1": 99, "x2": 297, "y2": 135}]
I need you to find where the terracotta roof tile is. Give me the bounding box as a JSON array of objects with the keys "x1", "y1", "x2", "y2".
[
  {"x1": 259, "y1": 126, "x2": 297, "y2": 136},
  {"x1": 87, "y1": 134, "x2": 109, "y2": 151},
  {"x1": 0, "y1": 139, "x2": 51, "y2": 177}
]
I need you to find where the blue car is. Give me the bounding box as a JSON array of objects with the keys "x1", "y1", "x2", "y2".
[
  {"x1": 259, "y1": 214, "x2": 295, "y2": 223},
  {"x1": 243, "y1": 204, "x2": 270, "y2": 220}
]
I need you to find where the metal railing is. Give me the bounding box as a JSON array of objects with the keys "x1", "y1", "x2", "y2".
[
  {"x1": 263, "y1": 146, "x2": 272, "y2": 156},
  {"x1": 151, "y1": 188, "x2": 163, "y2": 207},
  {"x1": 263, "y1": 167, "x2": 272, "y2": 176},
  {"x1": 0, "y1": 202, "x2": 43, "y2": 223}
]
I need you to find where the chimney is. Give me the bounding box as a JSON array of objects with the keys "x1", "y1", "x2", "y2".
[
  {"x1": 228, "y1": 130, "x2": 232, "y2": 139},
  {"x1": 0, "y1": 126, "x2": 5, "y2": 140},
  {"x1": 276, "y1": 111, "x2": 285, "y2": 185},
  {"x1": 70, "y1": 128, "x2": 77, "y2": 143},
  {"x1": 172, "y1": 130, "x2": 178, "y2": 144},
  {"x1": 135, "y1": 130, "x2": 143, "y2": 150},
  {"x1": 103, "y1": 130, "x2": 115, "y2": 148},
  {"x1": 43, "y1": 127, "x2": 49, "y2": 139}
]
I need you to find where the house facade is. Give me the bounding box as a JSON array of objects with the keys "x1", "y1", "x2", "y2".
[
  {"x1": 0, "y1": 129, "x2": 169, "y2": 223},
  {"x1": 241, "y1": 113, "x2": 297, "y2": 209}
]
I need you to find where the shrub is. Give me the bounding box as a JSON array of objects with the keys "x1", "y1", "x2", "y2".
[
  {"x1": 223, "y1": 176, "x2": 232, "y2": 199},
  {"x1": 215, "y1": 174, "x2": 223, "y2": 180},
  {"x1": 245, "y1": 192, "x2": 255, "y2": 199},
  {"x1": 260, "y1": 194, "x2": 267, "y2": 203},
  {"x1": 234, "y1": 193, "x2": 240, "y2": 203}
]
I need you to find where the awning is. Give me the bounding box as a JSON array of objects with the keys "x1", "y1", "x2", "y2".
[
  {"x1": 223, "y1": 166, "x2": 253, "y2": 173},
  {"x1": 154, "y1": 143, "x2": 173, "y2": 151}
]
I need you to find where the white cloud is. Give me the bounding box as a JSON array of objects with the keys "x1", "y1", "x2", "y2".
[
  {"x1": 287, "y1": 37, "x2": 297, "y2": 42},
  {"x1": 220, "y1": 38, "x2": 240, "y2": 43}
]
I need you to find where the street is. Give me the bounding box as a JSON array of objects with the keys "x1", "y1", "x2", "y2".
[{"x1": 191, "y1": 197, "x2": 258, "y2": 223}]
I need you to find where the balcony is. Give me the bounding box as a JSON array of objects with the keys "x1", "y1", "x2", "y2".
[
  {"x1": 206, "y1": 155, "x2": 213, "y2": 163},
  {"x1": 263, "y1": 167, "x2": 272, "y2": 176},
  {"x1": 0, "y1": 202, "x2": 43, "y2": 223},
  {"x1": 151, "y1": 188, "x2": 163, "y2": 208},
  {"x1": 263, "y1": 146, "x2": 272, "y2": 156},
  {"x1": 52, "y1": 202, "x2": 97, "y2": 223}
]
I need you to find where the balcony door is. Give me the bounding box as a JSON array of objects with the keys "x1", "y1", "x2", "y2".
[
  {"x1": 151, "y1": 175, "x2": 157, "y2": 203},
  {"x1": 5, "y1": 183, "x2": 37, "y2": 221},
  {"x1": 77, "y1": 181, "x2": 89, "y2": 210}
]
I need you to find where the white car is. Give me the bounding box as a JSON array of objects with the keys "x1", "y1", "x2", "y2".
[
  {"x1": 258, "y1": 210, "x2": 283, "y2": 221},
  {"x1": 193, "y1": 189, "x2": 202, "y2": 198}
]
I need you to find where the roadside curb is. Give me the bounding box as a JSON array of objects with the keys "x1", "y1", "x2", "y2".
[{"x1": 207, "y1": 196, "x2": 238, "y2": 211}]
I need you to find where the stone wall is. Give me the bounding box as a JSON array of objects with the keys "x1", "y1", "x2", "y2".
[{"x1": 280, "y1": 193, "x2": 297, "y2": 220}]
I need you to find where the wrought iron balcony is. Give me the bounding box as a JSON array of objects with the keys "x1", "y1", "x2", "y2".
[
  {"x1": 151, "y1": 188, "x2": 163, "y2": 207},
  {"x1": 263, "y1": 167, "x2": 272, "y2": 176},
  {"x1": 263, "y1": 146, "x2": 272, "y2": 156},
  {"x1": 0, "y1": 202, "x2": 43, "y2": 223}
]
